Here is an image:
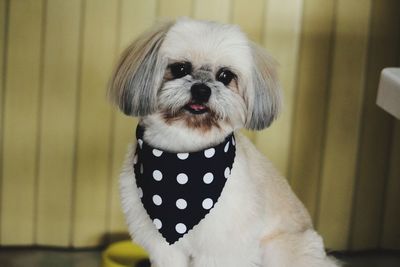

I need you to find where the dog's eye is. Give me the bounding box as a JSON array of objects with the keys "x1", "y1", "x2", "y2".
[
  {"x1": 216, "y1": 69, "x2": 236, "y2": 86},
  {"x1": 169, "y1": 62, "x2": 192, "y2": 79}
]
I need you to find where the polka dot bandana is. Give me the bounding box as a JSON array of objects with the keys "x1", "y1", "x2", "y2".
[{"x1": 133, "y1": 126, "x2": 236, "y2": 245}]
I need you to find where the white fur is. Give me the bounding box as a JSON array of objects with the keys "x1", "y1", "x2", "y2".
[
  {"x1": 120, "y1": 134, "x2": 340, "y2": 267},
  {"x1": 160, "y1": 18, "x2": 253, "y2": 82},
  {"x1": 114, "y1": 18, "x2": 340, "y2": 267}
]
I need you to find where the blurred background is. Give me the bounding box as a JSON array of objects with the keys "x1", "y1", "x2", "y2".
[{"x1": 0, "y1": 0, "x2": 399, "y2": 254}]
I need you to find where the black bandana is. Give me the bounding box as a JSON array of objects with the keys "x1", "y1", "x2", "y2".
[{"x1": 133, "y1": 126, "x2": 236, "y2": 244}]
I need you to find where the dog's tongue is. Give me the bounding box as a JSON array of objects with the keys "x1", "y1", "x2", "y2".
[{"x1": 189, "y1": 103, "x2": 206, "y2": 111}]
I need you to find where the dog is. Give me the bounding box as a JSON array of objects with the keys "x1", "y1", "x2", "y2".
[{"x1": 108, "y1": 18, "x2": 340, "y2": 267}]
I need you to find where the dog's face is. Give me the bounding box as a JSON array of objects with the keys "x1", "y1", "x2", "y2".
[{"x1": 109, "y1": 19, "x2": 281, "y2": 148}]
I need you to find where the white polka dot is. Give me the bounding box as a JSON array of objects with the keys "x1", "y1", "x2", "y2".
[
  {"x1": 137, "y1": 139, "x2": 143, "y2": 149},
  {"x1": 176, "y1": 173, "x2": 188, "y2": 184},
  {"x1": 204, "y1": 148, "x2": 215, "y2": 158},
  {"x1": 153, "y1": 218, "x2": 162, "y2": 229},
  {"x1": 202, "y1": 198, "x2": 213, "y2": 210},
  {"x1": 232, "y1": 137, "x2": 236, "y2": 146},
  {"x1": 177, "y1": 153, "x2": 189, "y2": 160},
  {"x1": 140, "y1": 164, "x2": 144, "y2": 174},
  {"x1": 203, "y1": 172, "x2": 214, "y2": 184},
  {"x1": 137, "y1": 187, "x2": 143, "y2": 198},
  {"x1": 176, "y1": 199, "x2": 187, "y2": 210},
  {"x1": 152, "y1": 149, "x2": 163, "y2": 157},
  {"x1": 152, "y1": 170, "x2": 163, "y2": 181},
  {"x1": 175, "y1": 223, "x2": 187, "y2": 234},
  {"x1": 133, "y1": 154, "x2": 138, "y2": 164},
  {"x1": 152, "y1": 195, "x2": 162, "y2": 206},
  {"x1": 224, "y1": 167, "x2": 230, "y2": 178},
  {"x1": 224, "y1": 142, "x2": 230, "y2": 153}
]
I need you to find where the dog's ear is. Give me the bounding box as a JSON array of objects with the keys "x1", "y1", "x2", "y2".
[
  {"x1": 244, "y1": 43, "x2": 282, "y2": 130},
  {"x1": 108, "y1": 21, "x2": 174, "y2": 116}
]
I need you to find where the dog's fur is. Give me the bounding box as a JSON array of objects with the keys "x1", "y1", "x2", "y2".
[{"x1": 109, "y1": 18, "x2": 340, "y2": 267}]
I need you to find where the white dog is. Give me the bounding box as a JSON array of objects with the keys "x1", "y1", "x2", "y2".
[{"x1": 109, "y1": 18, "x2": 340, "y2": 267}]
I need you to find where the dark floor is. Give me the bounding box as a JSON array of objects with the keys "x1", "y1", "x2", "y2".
[
  {"x1": 333, "y1": 250, "x2": 400, "y2": 267},
  {"x1": 0, "y1": 247, "x2": 399, "y2": 267}
]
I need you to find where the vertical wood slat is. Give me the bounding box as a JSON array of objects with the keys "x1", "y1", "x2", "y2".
[
  {"x1": 317, "y1": 0, "x2": 372, "y2": 250},
  {"x1": 158, "y1": 0, "x2": 193, "y2": 19},
  {"x1": 72, "y1": 0, "x2": 118, "y2": 247},
  {"x1": 0, "y1": 0, "x2": 7, "y2": 244},
  {"x1": 255, "y1": 0, "x2": 303, "y2": 176},
  {"x1": 231, "y1": 0, "x2": 264, "y2": 43},
  {"x1": 231, "y1": 0, "x2": 264, "y2": 142},
  {"x1": 193, "y1": 0, "x2": 231, "y2": 23},
  {"x1": 36, "y1": 0, "x2": 81, "y2": 246},
  {"x1": 381, "y1": 121, "x2": 400, "y2": 249},
  {"x1": 0, "y1": 0, "x2": 44, "y2": 245},
  {"x1": 108, "y1": 0, "x2": 157, "y2": 240},
  {"x1": 350, "y1": 0, "x2": 400, "y2": 250},
  {"x1": 289, "y1": 0, "x2": 335, "y2": 221}
]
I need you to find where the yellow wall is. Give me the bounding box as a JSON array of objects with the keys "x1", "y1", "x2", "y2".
[{"x1": 0, "y1": 0, "x2": 399, "y2": 250}]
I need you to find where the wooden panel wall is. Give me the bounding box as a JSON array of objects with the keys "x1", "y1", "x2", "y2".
[
  {"x1": 255, "y1": 0, "x2": 303, "y2": 177},
  {"x1": 1, "y1": 0, "x2": 44, "y2": 245},
  {"x1": 72, "y1": 0, "x2": 119, "y2": 247},
  {"x1": 289, "y1": 0, "x2": 335, "y2": 221},
  {"x1": 382, "y1": 121, "x2": 400, "y2": 249},
  {"x1": 108, "y1": 0, "x2": 156, "y2": 241},
  {"x1": 0, "y1": 0, "x2": 6, "y2": 245},
  {"x1": 317, "y1": 0, "x2": 372, "y2": 249},
  {"x1": 193, "y1": 0, "x2": 231, "y2": 23},
  {"x1": 350, "y1": 0, "x2": 400, "y2": 250},
  {"x1": 0, "y1": 0, "x2": 399, "y2": 250},
  {"x1": 36, "y1": 0, "x2": 81, "y2": 246}
]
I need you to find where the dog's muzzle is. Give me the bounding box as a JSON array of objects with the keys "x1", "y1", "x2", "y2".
[{"x1": 184, "y1": 83, "x2": 211, "y2": 114}]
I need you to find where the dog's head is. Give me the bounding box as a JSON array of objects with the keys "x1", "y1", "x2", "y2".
[{"x1": 109, "y1": 18, "x2": 281, "y2": 149}]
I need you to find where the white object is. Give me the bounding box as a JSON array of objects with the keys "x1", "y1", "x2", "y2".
[{"x1": 377, "y1": 68, "x2": 400, "y2": 119}]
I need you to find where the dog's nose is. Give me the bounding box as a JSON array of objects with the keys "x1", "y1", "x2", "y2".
[{"x1": 191, "y1": 83, "x2": 211, "y2": 103}]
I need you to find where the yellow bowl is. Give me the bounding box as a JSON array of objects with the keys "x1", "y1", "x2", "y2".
[{"x1": 102, "y1": 241, "x2": 149, "y2": 267}]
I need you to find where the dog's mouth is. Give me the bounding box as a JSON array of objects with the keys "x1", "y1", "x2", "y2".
[
  {"x1": 163, "y1": 101, "x2": 219, "y2": 131},
  {"x1": 184, "y1": 101, "x2": 209, "y2": 115}
]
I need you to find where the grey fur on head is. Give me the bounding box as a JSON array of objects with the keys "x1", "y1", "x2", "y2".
[
  {"x1": 245, "y1": 43, "x2": 282, "y2": 130},
  {"x1": 108, "y1": 21, "x2": 173, "y2": 116}
]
